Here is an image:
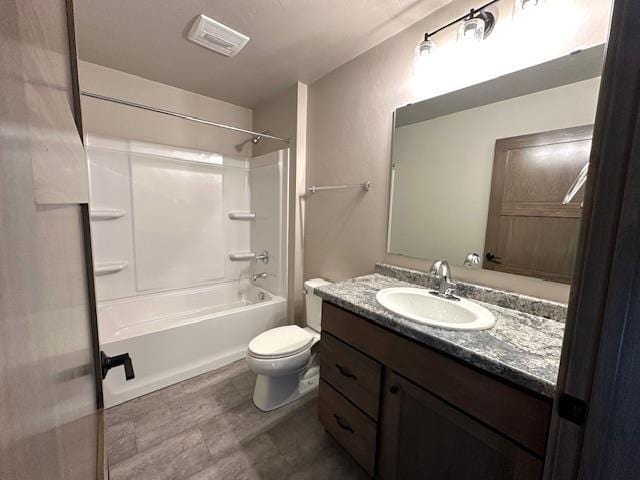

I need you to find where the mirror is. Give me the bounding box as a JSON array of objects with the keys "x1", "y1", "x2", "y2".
[{"x1": 388, "y1": 46, "x2": 604, "y2": 284}]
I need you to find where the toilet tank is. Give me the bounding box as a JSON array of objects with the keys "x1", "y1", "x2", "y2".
[{"x1": 304, "y1": 278, "x2": 330, "y2": 332}]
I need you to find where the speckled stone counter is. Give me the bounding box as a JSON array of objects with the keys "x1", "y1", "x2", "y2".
[{"x1": 315, "y1": 273, "x2": 565, "y2": 398}]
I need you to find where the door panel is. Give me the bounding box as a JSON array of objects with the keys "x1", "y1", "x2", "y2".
[
  {"x1": 17, "y1": 0, "x2": 89, "y2": 205},
  {"x1": 484, "y1": 126, "x2": 592, "y2": 283},
  {"x1": 496, "y1": 216, "x2": 582, "y2": 281},
  {"x1": 0, "y1": 0, "x2": 101, "y2": 479}
]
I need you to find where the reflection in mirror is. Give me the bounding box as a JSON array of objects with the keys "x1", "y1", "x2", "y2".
[{"x1": 388, "y1": 46, "x2": 604, "y2": 284}]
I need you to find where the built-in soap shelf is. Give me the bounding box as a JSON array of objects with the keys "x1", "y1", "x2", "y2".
[
  {"x1": 229, "y1": 250, "x2": 269, "y2": 263},
  {"x1": 229, "y1": 252, "x2": 256, "y2": 261},
  {"x1": 95, "y1": 261, "x2": 128, "y2": 276},
  {"x1": 228, "y1": 212, "x2": 256, "y2": 220},
  {"x1": 91, "y1": 209, "x2": 126, "y2": 220}
]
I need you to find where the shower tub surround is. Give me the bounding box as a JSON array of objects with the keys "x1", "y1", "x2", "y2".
[
  {"x1": 315, "y1": 264, "x2": 567, "y2": 397},
  {"x1": 86, "y1": 135, "x2": 289, "y2": 406}
]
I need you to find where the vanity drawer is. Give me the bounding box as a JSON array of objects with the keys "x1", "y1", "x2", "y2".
[
  {"x1": 319, "y1": 379, "x2": 377, "y2": 476},
  {"x1": 320, "y1": 332, "x2": 382, "y2": 419}
]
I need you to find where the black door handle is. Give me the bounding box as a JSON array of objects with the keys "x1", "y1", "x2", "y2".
[
  {"x1": 485, "y1": 252, "x2": 502, "y2": 264},
  {"x1": 101, "y1": 351, "x2": 135, "y2": 381}
]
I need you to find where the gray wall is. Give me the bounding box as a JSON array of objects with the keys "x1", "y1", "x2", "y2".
[
  {"x1": 79, "y1": 61, "x2": 253, "y2": 156},
  {"x1": 253, "y1": 83, "x2": 308, "y2": 322}
]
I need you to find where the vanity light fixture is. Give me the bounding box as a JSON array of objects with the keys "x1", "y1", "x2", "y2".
[
  {"x1": 416, "y1": 34, "x2": 437, "y2": 57},
  {"x1": 458, "y1": 8, "x2": 496, "y2": 44},
  {"x1": 416, "y1": 0, "x2": 499, "y2": 56},
  {"x1": 514, "y1": 0, "x2": 545, "y2": 15}
]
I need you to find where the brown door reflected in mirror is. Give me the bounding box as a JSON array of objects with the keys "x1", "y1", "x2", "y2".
[{"x1": 484, "y1": 125, "x2": 593, "y2": 283}]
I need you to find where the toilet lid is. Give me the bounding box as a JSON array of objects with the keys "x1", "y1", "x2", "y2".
[{"x1": 248, "y1": 325, "x2": 313, "y2": 359}]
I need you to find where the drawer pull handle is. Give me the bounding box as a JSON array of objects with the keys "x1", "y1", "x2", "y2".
[
  {"x1": 336, "y1": 363, "x2": 357, "y2": 380},
  {"x1": 334, "y1": 414, "x2": 355, "y2": 434}
]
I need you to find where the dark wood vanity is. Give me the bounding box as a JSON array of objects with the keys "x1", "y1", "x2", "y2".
[{"x1": 318, "y1": 302, "x2": 552, "y2": 479}]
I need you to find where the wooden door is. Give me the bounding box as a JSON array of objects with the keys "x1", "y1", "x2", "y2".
[
  {"x1": 484, "y1": 126, "x2": 593, "y2": 283},
  {"x1": 0, "y1": 1, "x2": 103, "y2": 479},
  {"x1": 378, "y1": 372, "x2": 542, "y2": 480},
  {"x1": 544, "y1": 1, "x2": 640, "y2": 478}
]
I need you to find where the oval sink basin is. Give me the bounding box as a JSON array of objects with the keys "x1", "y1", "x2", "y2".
[{"x1": 375, "y1": 287, "x2": 496, "y2": 331}]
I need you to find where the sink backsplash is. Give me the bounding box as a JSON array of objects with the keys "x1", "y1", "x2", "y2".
[{"x1": 375, "y1": 263, "x2": 568, "y2": 323}]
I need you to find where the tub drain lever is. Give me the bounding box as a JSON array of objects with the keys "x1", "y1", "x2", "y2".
[{"x1": 101, "y1": 351, "x2": 135, "y2": 381}]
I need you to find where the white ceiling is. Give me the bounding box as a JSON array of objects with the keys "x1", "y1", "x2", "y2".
[{"x1": 75, "y1": 0, "x2": 448, "y2": 108}]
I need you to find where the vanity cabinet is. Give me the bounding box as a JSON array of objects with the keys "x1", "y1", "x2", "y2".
[
  {"x1": 378, "y1": 372, "x2": 542, "y2": 479},
  {"x1": 318, "y1": 302, "x2": 551, "y2": 479}
]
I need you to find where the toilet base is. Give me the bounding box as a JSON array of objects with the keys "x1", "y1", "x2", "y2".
[{"x1": 252, "y1": 366, "x2": 319, "y2": 411}]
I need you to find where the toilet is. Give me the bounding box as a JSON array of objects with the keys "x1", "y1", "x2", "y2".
[{"x1": 247, "y1": 278, "x2": 330, "y2": 411}]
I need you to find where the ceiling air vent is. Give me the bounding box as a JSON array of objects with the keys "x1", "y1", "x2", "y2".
[{"x1": 187, "y1": 15, "x2": 249, "y2": 57}]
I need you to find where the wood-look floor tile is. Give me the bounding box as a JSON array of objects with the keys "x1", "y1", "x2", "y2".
[
  {"x1": 106, "y1": 362, "x2": 366, "y2": 480},
  {"x1": 200, "y1": 394, "x2": 313, "y2": 450},
  {"x1": 181, "y1": 360, "x2": 249, "y2": 395},
  {"x1": 108, "y1": 433, "x2": 137, "y2": 466},
  {"x1": 105, "y1": 393, "x2": 168, "y2": 427},
  {"x1": 109, "y1": 428, "x2": 212, "y2": 480},
  {"x1": 266, "y1": 401, "x2": 331, "y2": 469},
  {"x1": 228, "y1": 369, "x2": 257, "y2": 399},
  {"x1": 106, "y1": 420, "x2": 136, "y2": 465},
  {"x1": 106, "y1": 420, "x2": 134, "y2": 444},
  {"x1": 135, "y1": 378, "x2": 247, "y2": 451},
  {"x1": 287, "y1": 441, "x2": 369, "y2": 480},
  {"x1": 187, "y1": 442, "x2": 292, "y2": 480},
  {"x1": 170, "y1": 376, "x2": 247, "y2": 417},
  {"x1": 186, "y1": 451, "x2": 251, "y2": 480}
]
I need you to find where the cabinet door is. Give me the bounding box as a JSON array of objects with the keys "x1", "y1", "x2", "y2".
[{"x1": 378, "y1": 372, "x2": 542, "y2": 480}]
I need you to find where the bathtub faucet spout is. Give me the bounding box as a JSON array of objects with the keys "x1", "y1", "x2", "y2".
[{"x1": 252, "y1": 272, "x2": 268, "y2": 282}]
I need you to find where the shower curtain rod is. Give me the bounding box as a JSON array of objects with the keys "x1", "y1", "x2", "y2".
[{"x1": 80, "y1": 91, "x2": 290, "y2": 144}]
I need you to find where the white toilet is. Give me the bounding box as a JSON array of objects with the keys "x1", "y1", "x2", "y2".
[{"x1": 247, "y1": 278, "x2": 329, "y2": 411}]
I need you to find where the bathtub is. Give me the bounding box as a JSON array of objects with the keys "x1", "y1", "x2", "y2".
[{"x1": 98, "y1": 280, "x2": 287, "y2": 407}]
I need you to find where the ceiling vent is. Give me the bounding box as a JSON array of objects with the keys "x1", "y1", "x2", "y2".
[{"x1": 187, "y1": 15, "x2": 249, "y2": 57}]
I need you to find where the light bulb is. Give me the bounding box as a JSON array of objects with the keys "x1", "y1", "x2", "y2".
[
  {"x1": 457, "y1": 16, "x2": 485, "y2": 44},
  {"x1": 416, "y1": 38, "x2": 437, "y2": 57},
  {"x1": 514, "y1": 0, "x2": 544, "y2": 16}
]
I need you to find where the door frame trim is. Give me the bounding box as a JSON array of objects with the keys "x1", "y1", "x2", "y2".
[{"x1": 544, "y1": 0, "x2": 640, "y2": 477}]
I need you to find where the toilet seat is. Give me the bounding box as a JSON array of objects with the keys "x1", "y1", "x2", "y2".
[{"x1": 248, "y1": 325, "x2": 313, "y2": 359}]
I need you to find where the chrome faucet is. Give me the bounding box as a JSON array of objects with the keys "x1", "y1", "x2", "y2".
[
  {"x1": 252, "y1": 272, "x2": 268, "y2": 282},
  {"x1": 428, "y1": 260, "x2": 459, "y2": 300}
]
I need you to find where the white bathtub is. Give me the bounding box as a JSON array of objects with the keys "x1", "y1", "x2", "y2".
[{"x1": 99, "y1": 280, "x2": 287, "y2": 407}]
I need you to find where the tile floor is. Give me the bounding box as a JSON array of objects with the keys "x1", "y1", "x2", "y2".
[{"x1": 106, "y1": 360, "x2": 369, "y2": 480}]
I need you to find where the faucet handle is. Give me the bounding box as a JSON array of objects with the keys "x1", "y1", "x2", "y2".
[
  {"x1": 255, "y1": 250, "x2": 270, "y2": 264},
  {"x1": 444, "y1": 282, "x2": 457, "y2": 296}
]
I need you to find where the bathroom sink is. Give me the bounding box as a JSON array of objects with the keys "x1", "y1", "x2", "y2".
[{"x1": 375, "y1": 287, "x2": 496, "y2": 331}]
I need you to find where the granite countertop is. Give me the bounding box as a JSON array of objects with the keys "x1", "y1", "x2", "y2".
[{"x1": 315, "y1": 273, "x2": 565, "y2": 398}]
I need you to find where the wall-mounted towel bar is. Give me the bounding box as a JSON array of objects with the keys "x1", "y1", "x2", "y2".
[
  {"x1": 228, "y1": 212, "x2": 256, "y2": 220},
  {"x1": 95, "y1": 261, "x2": 129, "y2": 276},
  {"x1": 91, "y1": 209, "x2": 126, "y2": 220},
  {"x1": 307, "y1": 181, "x2": 371, "y2": 194}
]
